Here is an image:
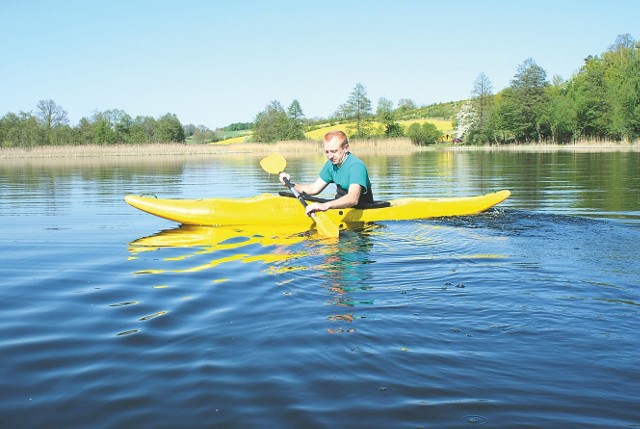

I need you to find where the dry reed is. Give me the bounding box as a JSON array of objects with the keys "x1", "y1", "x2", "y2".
[{"x1": 1, "y1": 138, "x2": 638, "y2": 161}]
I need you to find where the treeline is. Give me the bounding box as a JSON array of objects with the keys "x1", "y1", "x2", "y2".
[
  {"x1": 459, "y1": 34, "x2": 640, "y2": 144},
  {"x1": 252, "y1": 34, "x2": 639, "y2": 145},
  {"x1": 0, "y1": 102, "x2": 189, "y2": 148},
  {"x1": 2, "y1": 34, "x2": 638, "y2": 148},
  {"x1": 252, "y1": 84, "x2": 445, "y2": 145},
  {"x1": 221, "y1": 122, "x2": 254, "y2": 131}
]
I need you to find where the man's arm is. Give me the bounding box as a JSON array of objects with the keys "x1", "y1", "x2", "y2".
[
  {"x1": 279, "y1": 173, "x2": 328, "y2": 196},
  {"x1": 292, "y1": 177, "x2": 328, "y2": 196},
  {"x1": 305, "y1": 183, "x2": 362, "y2": 214}
]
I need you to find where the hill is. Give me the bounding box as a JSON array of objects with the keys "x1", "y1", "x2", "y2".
[{"x1": 214, "y1": 118, "x2": 454, "y2": 144}]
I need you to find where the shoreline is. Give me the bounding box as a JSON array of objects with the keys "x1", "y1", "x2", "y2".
[{"x1": 1, "y1": 139, "x2": 638, "y2": 160}]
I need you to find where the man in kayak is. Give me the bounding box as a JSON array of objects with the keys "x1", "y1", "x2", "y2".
[{"x1": 279, "y1": 130, "x2": 374, "y2": 216}]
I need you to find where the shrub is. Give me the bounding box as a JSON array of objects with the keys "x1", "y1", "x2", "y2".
[{"x1": 406, "y1": 122, "x2": 443, "y2": 145}]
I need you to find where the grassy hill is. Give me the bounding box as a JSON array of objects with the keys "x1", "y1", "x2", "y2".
[
  {"x1": 210, "y1": 100, "x2": 460, "y2": 144},
  {"x1": 214, "y1": 118, "x2": 454, "y2": 145}
]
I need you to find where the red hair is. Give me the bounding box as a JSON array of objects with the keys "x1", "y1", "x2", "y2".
[{"x1": 323, "y1": 130, "x2": 349, "y2": 147}]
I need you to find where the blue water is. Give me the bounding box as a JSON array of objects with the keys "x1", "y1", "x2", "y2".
[{"x1": 1, "y1": 151, "x2": 639, "y2": 428}]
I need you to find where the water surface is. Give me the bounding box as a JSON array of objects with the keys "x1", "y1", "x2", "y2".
[{"x1": 1, "y1": 150, "x2": 638, "y2": 428}]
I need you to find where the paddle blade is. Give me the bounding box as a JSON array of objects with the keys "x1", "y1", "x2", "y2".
[
  {"x1": 312, "y1": 212, "x2": 340, "y2": 238},
  {"x1": 260, "y1": 154, "x2": 287, "y2": 175}
]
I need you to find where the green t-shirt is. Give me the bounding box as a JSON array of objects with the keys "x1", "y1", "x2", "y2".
[{"x1": 319, "y1": 153, "x2": 373, "y2": 204}]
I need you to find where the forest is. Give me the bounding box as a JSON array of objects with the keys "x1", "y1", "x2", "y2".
[
  {"x1": 0, "y1": 34, "x2": 638, "y2": 148},
  {"x1": 458, "y1": 33, "x2": 640, "y2": 145}
]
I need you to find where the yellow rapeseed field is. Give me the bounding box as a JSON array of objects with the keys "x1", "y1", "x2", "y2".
[
  {"x1": 305, "y1": 119, "x2": 453, "y2": 141},
  {"x1": 213, "y1": 118, "x2": 454, "y2": 144},
  {"x1": 304, "y1": 123, "x2": 351, "y2": 140},
  {"x1": 399, "y1": 118, "x2": 453, "y2": 132},
  {"x1": 215, "y1": 135, "x2": 249, "y2": 145}
]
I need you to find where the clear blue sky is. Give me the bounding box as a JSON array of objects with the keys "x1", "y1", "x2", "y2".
[{"x1": 2, "y1": 0, "x2": 638, "y2": 129}]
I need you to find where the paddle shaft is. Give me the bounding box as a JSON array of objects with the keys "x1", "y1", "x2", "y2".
[{"x1": 283, "y1": 176, "x2": 311, "y2": 210}]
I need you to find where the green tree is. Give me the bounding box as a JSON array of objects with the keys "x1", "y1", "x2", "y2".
[
  {"x1": 569, "y1": 55, "x2": 612, "y2": 139},
  {"x1": 76, "y1": 117, "x2": 95, "y2": 144},
  {"x1": 603, "y1": 34, "x2": 640, "y2": 140},
  {"x1": 190, "y1": 126, "x2": 217, "y2": 144},
  {"x1": 80, "y1": 109, "x2": 135, "y2": 145},
  {"x1": 337, "y1": 83, "x2": 373, "y2": 138},
  {"x1": 455, "y1": 102, "x2": 477, "y2": 143},
  {"x1": 129, "y1": 116, "x2": 157, "y2": 143},
  {"x1": 113, "y1": 110, "x2": 133, "y2": 142},
  {"x1": 565, "y1": 34, "x2": 640, "y2": 141},
  {"x1": 286, "y1": 99, "x2": 306, "y2": 140},
  {"x1": 397, "y1": 98, "x2": 417, "y2": 116},
  {"x1": 376, "y1": 97, "x2": 403, "y2": 137},
  {"x1": 470, "y1": 73, "x2": 494, "y2": 142},
  {"x1": 35, "y1": 99, "x2": 69, "y2": 145},
  {"x1": 253, "y1": 100, "x2": 291, "y2": 143},
  {"x1": 406, "y1": 122, "x2": 442, "y2": 145},
  {"x1": 458, "y1": 73, "x2": 496, "y2": 144},
  {"x1": 500, "y1": 58, "x2": 550, "y2": 142},
  {"x1": 93, "y1": 115, "x2": 119, "y2": 145},
  {"x1": 545, "y1": 76, "x2": 577, "y2": 143},
  {"x1": 0, "y1": 112, "x2": 43, "y2": 148},
  {"x1": 222, "y1": 122, "x2": 254, "y2": 131},
  {"x1": 157, "y1": 113, "x2": 186, "y2": 143}
]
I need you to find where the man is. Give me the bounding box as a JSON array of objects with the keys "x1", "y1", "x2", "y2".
[{"x1": 279, "y1": 130, "x2": 373, "y2": 216}]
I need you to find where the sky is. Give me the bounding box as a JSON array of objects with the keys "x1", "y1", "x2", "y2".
[{"x1": 1, "y1": 0, "x2": 639, "y2": 129}]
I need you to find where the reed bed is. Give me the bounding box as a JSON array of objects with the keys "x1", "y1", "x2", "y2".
[
  {"x1": 0, "y1": 143, "x2": 240, "y2": 160},
  {"x1": 1, "y1": 138, "x2": 637, "y2": 161},
  {"x1": 446, "y1": 139, "x2": 640, "y2": 153},
  {"x1": 0, "y1": 139, "x2": 422, "y2": 160}
]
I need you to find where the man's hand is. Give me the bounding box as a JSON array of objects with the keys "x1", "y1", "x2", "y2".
[
  {"x1": 305, "y1": 202, "x2": 329, "y2": 216},
  {"x1": 278, "y1": 172, "x2": 291, "y2": 187}
]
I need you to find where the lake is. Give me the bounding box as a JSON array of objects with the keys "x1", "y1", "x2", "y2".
[{"x1": 1, "y1": 149, "x2": 639, "y2": 428}]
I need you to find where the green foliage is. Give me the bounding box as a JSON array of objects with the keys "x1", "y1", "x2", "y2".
[
  {"x1": 471, "y1": 73, "x2": 494, "y2": 136},
  {"x1": 399, "y1": 102, "x2": 457, "y2": 120},
  {"x1": 286, "y1": 99, "x2": 306, "y2": 140},
  {"x1": 190, "y1": 128, "x2": 219, "y2": 144},
  {"x1": 337, "y1": 83, "x2": 373, "y2": 138},
  {"x1": 35, "y1": 99, "x2": 69, "y2": 145},
  {"x1": 221, "y1": 122, "x2": 254, "y2": 131},
  {"x1": 157, "y1": 113, "x2": 186, "y2": 143},
  {"x1": 456, "y1": 34, "x2": 640, "y2": 144},
  {"x1": 569, "y1": 56, "x2": 613, "y2": 139},
  {"x1": 602, "y1": 34, "x2": 640, "y2": 140},
  {"x1": 406, "y1": 122, "x2": 442, "y2": 145},
  {"x1": 0, "y1": 112, "x2": 43, "y2": 147},
  {"x1": 129, "y1": 116, "x2": 157, "y2": 143},
  {"x1": 3, "y1": 34, "x2": 639, "y2": 148},
  {"x1": 545, "y1": 77, "x2": 578, "y2": 143},
  {"x1": 564, "y1": 34, "x2": 640, "y2": 141},
  {"x1": 457, "y1": 74, "x2": 497, "y2": 144},
  {"x1": 252, "y1": 100, "x2": 305, "y2": 143},
  {"x1": 184, "y1": 124, "x2": 219, "y2": 144},
  {"x1": 396, "y1": 98, "x2": 417, "y2": 115},
  {"x1": 84, "y1": 109, "x2": 134, "y2": 145},
  {"x1": 0, "y1": 100, "x2": 186, "y2": 147},
  {"x1": 376, "y1": 97, "x2": 403, "y2": 137},
  {"x1": 501, "y1": 58, "x2": 550, "y2": 142}
]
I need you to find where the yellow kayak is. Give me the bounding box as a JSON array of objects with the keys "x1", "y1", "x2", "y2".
[{"x1": 125, "y1": 190, "x2": 511, "y2": 228}]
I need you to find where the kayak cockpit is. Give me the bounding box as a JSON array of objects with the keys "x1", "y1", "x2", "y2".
[{"x1": 277, "y1": 191, "x2": 391, "y2": 210}]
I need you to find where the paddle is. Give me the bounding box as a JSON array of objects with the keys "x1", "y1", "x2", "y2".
[{"x1": 260, "y1": 154, "x2": 339, "y2": 238}]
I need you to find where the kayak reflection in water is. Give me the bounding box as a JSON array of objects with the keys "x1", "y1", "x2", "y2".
[{"x1": 278, "y1": 130, "x2": 374, "y2": 216}]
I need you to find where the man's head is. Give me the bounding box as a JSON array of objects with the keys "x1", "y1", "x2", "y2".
[{"x1": 323, "y1": 130, "x2": 349, "y2": 166}]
